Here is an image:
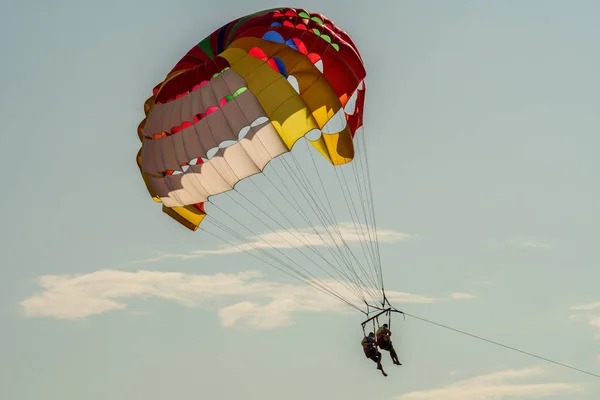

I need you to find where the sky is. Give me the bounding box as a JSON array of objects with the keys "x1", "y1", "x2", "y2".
[{"x1": 1, "y1": 0, "x2": 599, "y2": 399}]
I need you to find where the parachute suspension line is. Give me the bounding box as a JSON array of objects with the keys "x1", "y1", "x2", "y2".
[
  {"x1": 350, "y1": 134, "x2": 383, "y2": 291},
  {"x1": 278, "y1": 154, "x2": 358, "y2": 276},
  {"x1": 264, "y1": 151, "x2": 379, "y2": 305},
  {"x1": 330, "y1": 126, "x2": 385, "y2": 305},
  {"x1": 271, "y1": 150, "x2": 381, "y2": 305},
  {"x1": 282, "y1": 150, "x2": 382, "y2": 304},
  {"x1": 304, "y1": 152, "x2": 384, "y2": 305},
  {"x1": 292, "y1": 142, "x2": 381, "y2": 294},
  {"x1": 206, "y1": 199, "x2": 364, "y2": 308},
  {"x1": 297, "y1": 135, "x2": 379, "y2": 286},
  {"x1": 198, "y1": 72, "x2": 372, "y2": 309},
  {"x1": 334, "y1": 165, "x2": 381, "y2": 295},
  {"x1": 340, "y1": 133, "x2": 379, "y2": 273},
  {"x1": 356, "y1": 127, "x2": 385, "y2": 297},
  {"x1": 348, "y1": 131, "x2": 384, "y2": 295},
  {"x1": 327, "y1": 159, "x2": 376, "y2": 273},
  {"x1": 347, "y1": 153, "x2": 379, "y2": 283},
  {"x1": 250, "y1": 174, "x2": 369, "y2": 303},
  {"x1": 287, "y1": 18, "x2": 373, "y2": 276},
  {"x1": 278, "y1": 152, "x2": 382, "y2": 306},
  {"x1": 278, "y1": 160, "x2": 377, "y2": 306},
  {"x1": 201, "y1": 217, "x2": 317, "y2": 289},
  {"x1": 197, "y1": 137, "x2": 384, "y2": 313},
  {"x1": 227, "y1": 186, "x2": 368, "y2": 304},
  {"x1": 274, "y1": 152, "x2": 359, "y2": 275},
  {"x1": 301, "y1": 151, "x2": 383, "y2": 305},
  {"x1": 205, "y1": 215, "x2": 309, "y2": 283},
  {"x1": 201, "y1": 211, "x2": 365, "y2": 314},
  {"x1": 304, "y1": 136, "x2": 383, "y2": 303}
]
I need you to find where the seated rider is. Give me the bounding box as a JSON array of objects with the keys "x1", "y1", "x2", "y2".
[
  {"x1": 376, "y1": 323, "x2": 402, "y2": 365},
  {"x1": 361, "y1": 332, "x2": 387, "y2": 377}
]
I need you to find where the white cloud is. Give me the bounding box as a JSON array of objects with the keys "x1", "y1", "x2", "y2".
[
  {"x1": 133, "y1": 223, "x2": 410, "y2": 264},
  {"x1": 569, "y1": 302, "x2": 600, "y2": 340},
  {"x1": 396, "y1": 367, "x2": 582, "y2": 400},
  {"x1": 451, "y1": 292, "x2": 476, "y2": 300},
  {"x1": 20, "y1": 269, "x2": 465, "y2": 329},
  {"x1": 470, "y1": 279, "x2": 492, "y2": 286},
  {"x1": 518, "y1": 239, "x2": 552, "y2": 250},
  {"x1": 571, "y1": 302, "x2": 600, "y2": 311},
  {"x1": 586, "y1": 317, "x2": 600, "y2": 338}
]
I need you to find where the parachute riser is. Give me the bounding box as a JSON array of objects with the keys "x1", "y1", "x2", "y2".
[
  {"x1": 360, "y1": 305, "x2": 406, "y2": 331},
  {"x1": 360, "y1": 307, "x2": 391, "y2": 328}
]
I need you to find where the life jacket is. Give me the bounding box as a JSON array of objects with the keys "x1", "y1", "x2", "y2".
[
  {"x1": 363, "y1": 345, "x2": 376, "y2": 357},
  {"x1": 362, "y1": 337, "x2": 377, "y2": 357},
  {"x1": 376, "y1": 328, "x2": 391, "y2": 348}
]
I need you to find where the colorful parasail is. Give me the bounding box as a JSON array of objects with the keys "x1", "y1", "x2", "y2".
[{"x1": 136, "y1": 7, "x2": 366, "y2": 231}]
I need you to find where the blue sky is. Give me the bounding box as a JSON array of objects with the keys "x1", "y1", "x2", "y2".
[{"x1": 1, "y1": 0, "x2": 599, "y2": 399}]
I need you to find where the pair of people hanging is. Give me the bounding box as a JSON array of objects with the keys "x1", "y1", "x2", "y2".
[{"x1": 361, "y1": 311, "x2": 402, "y2": 377}]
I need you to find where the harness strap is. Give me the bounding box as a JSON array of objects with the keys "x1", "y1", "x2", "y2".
[{"x1": 372, "y1": 319, "x2": 377, "y2": 346}]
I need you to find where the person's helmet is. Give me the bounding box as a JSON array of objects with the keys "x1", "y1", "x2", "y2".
[
  {"x1": 368, "y1": 332, "x2": 374, "y2": 336},
  {"x1": 383, "y1": 323, "x2": 388, "y2": 328}
]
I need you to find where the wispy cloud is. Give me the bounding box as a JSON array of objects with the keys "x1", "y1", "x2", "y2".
[
  {"x1": 470, "y1": 279, "x2": 492, "y2": 286},
  {"x1": 19, "y1": 270, "x2": 469, "y2": 329},
  {"x1": 570, "y1": 302, "x2": 600, "y2": 340},
  {"x1": 518, "y1": 239, "x2": 552, "y2": 250},
  {"x1": 396, "y1": 367, "x2": 582, "y2": 400},
  {"x1": 451, "y1": 292, "x2": 476, "y2": 300},
  {"x1": 132, "y1": 223, "x2": 410, "y2": 264},
  {"x1": 571, "y1": 302, "x2": 600, "y2": 311}
]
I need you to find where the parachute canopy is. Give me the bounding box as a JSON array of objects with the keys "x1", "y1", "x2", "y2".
[
  {"x1": 136, "y1": 7, "x2": 366, "y2": 231},
  {"x1": 136, "y1": 8, "x2": 388, "y2": 315}
]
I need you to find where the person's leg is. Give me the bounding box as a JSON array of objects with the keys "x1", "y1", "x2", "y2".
[
  {"x1": 370, "y1": 354, "x2": 382, "y2": 371},
  {"x1": 389, "y1": 344, "x2": 401, "y2": 365},
  {"x1": 369, "y1": 350, "x2": 379, "y2": 366},
  {"x1": 375, "y1": 352, "x2": 387, "y2": 376},
  {"x1": 379, "y1": 340, "x2": 396, "y2": 362},
  {"x1": 380, "y1": 338, "x2": 391, "y2": 351}
]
